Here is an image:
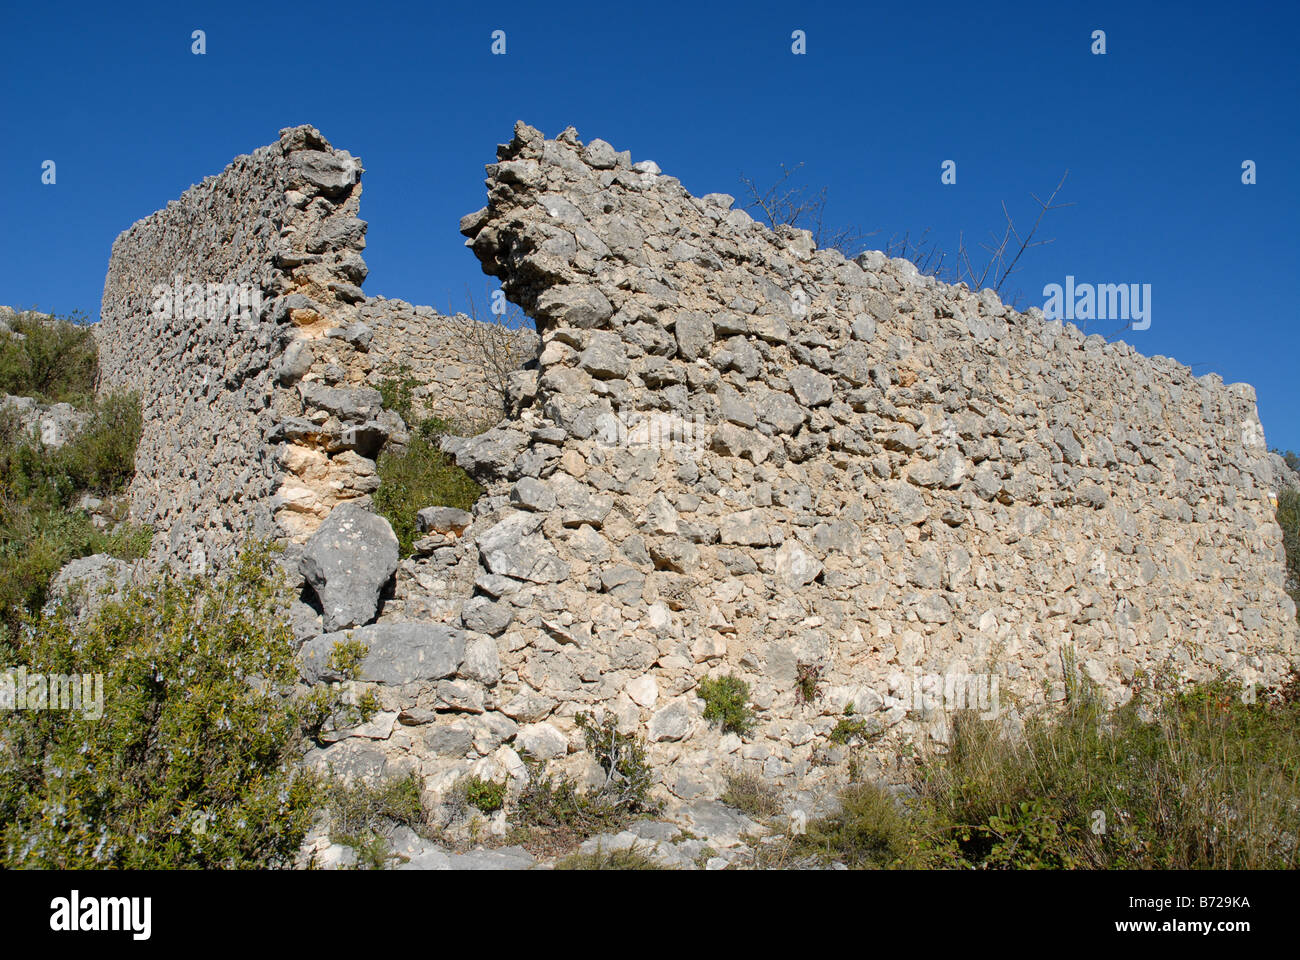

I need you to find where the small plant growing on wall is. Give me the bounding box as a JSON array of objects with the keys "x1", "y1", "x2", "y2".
[
  {"x1": 373, "y1": 367, "x2": 483, "y2": 557},
  {"x1": 795, "y1": 661, "x2": 823, "y2": 705},
  {"x1": 461, "y1": 776, "x2": 507, "y2": 814},
  {"x1": 829, "y1": 708, "x2": 872, "y2": 745},
  {"x1": 575, "y1": 712, "x2": 657, "y2": 815},
  {"x1": 697, "y1": 674, "x2": 756, "y2": 736}
]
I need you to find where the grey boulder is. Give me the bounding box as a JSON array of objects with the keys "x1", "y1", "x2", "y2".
[
  {"x1": 417, "y1": 506, "x2": 473, "y2": 534},
  {"x1": 299, "y1": 622, "x2": 466, "y2": 685},
  {"x1": 46, "y1": 554, "x2": 138, "y2": 620},
  {"x1": 441, "y1": 426, "x2": 529, "y2": 480},
  {"x1": 300, "y1": 502, "x2": 399, "y2": 630}
]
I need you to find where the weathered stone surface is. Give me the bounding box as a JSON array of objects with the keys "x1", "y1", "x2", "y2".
[
  {"x1": 787, "y1": 366, "x2": 833, "y2": 407},
  {"x1": 302, "y1": 739, "x2": 392, "y2": 785},
  {"x1": 509, "y1": 477, "x2": 556, "y2": 512},
  {"x1": 417, "y1": 506, "x2": 473, "y2": 534},
  {"x1": 288, "y1": 149, "x2": 359, "y2": 196},
  {"x1": 720, "y1": 510, "x2": 773, "y2": 546},
  {"x1": 96, "y1": 127, "x2": 375, "y2": 566},
  {"x1": 773, "y1": 540, "x2": 823, "y2": 589},
  {"x1": 300, "y1": 502, "x2": 399, "y2": 630},
  {"x1": 518, "y1": 721, "x2": 569, "y2": 759},
  {"x1": 299, "y1": 622, "x2": 466, "y2": 685},
  {"x1": 674, "y1": 312, "x2": 715, "y2": 360},
  {"x1": 2, "y1": 394, "x2": 89, "y2": 448},
  {"x1": 396, "y1": 844, "x2": 535, "y2": 871},
  {"x1": 95, "y1": 128, "x2": 538, "y2": 570},
  {"x1": 442, "y1": 427, "x2": 530, "y2": 480},
  {"x1": 535, "y1": 285, "x2": 612, "y2": 328},
  {"x1": 649, "y1": 700, "x2": 693, "y2": 742},
  {"x1": 476, "y1": 511, "x2": 569, "y2": 583},
  {"x1": 626, "y1": 675, "x2": 659, "y2": 707},
  {"x1": 460, "y1": 635, "x2": 502, "y2": 685},
  {"x1": 445, "y1": 120, "x2": 1298, "y2": 805},
  {"x1": 579, "y1": 331, "x2": 629, "y2": 379},
  {"x1": 298, "y1": 383, "x2": 383, "y2": 422},
  {"x1": 461, "y1": 595, "x2": 514, "y2": 635},
  {"x1": 357, "y1": 298, "x2": 536, "y2": 429}
]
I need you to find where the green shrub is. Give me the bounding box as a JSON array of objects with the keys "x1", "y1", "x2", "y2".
[
  {"x1": 326, "y1": 636, "x2": 370, "y2": 679},
  {"x1": 1278, "y1": 486, "x2": 1300, "y2": 618},
  {"x1": 0, "y1": 310, "x2": 98, "y2": 404},
  {"x1": 796, "y1": 672, "x2": 1300, "y2": 870},
  {"x1": 795, "y1": 661, "x2": 822, "y2": 705},
  {"x1": 925, "y1": 675, "x2": 1300, "y2": 869},
  {"x1": 978, "y1": 798, "x2": 1083, "y2": 869},
  {"x1": 0, "y1": 503, "x2": 151, "y2": 639},
  {"x1": 576, "y1": 712, "x2": 657, "y2": 816},
  {"x1": 320, "y1": 773, "x2": 429, "y2": 868},
  {"x1": 0, "y1": 392, "x2": 149, "y2": 637},
  {"x1": 462, "y1": 776, "x2": 507, "y2": 814},
  {"x1": 60, "y1": 392, "x2": 142, "y2": 496},
  {"x1": 0, "y1": 543, "x2": 344, "y2": 868},
  {"x1": 829, "y1": 709, "x2": 872, "y2": 745},
  {"x1": 0, "y1": 392, "x2": 141, "y2": 508},
  {"x1": 697, "y1": 674, "x2": 756, "y2": 736},
  {"x1": 372, "y1": 402, "x2": 482, "y2": 558},
  {"x1": 510, "y1": 716, "x2": 658, "y2": 851},
  {"x1": 374, "y1": 368, "x2": 489, "y2": 557},
  {"x1": 376, "y1": 369, "x2": 421, "y2": 427},
  {"x1": 373, "y1": 432, "x2": 481, "y2": 558},
  {"x1": 511, "y1": 757, "x2": 600, "y2": 835},
  {"x1": 798, "y1": 780, "x2": 938, "y2": 869}
]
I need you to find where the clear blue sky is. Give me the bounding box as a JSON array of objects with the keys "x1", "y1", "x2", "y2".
[{"x1": 3, "y1": 1, "x2": 1297, "y2": 449}]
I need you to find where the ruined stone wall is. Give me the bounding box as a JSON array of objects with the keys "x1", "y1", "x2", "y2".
[
  {"x1": 357, "y1": 296, "x2": 538, "y2": 430},
  {"x1": 98, "y1": 138, "x2": 296, "y2": 568},
  {"x1": 92, "y1": 121, "x2": 1300, "y2": 809},
  {"x1": 352, "y1": 121, "x2": 1297, "y2": 806},
  {"x1": 96, "y1": 126, "x2": 520, "y2": 567}
]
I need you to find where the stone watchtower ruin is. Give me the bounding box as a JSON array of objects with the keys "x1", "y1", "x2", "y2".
[
  {"x1": 93, "y1": 122, "x2": 1298, "y2": 801},
  {"x1": 97, "y1": 125, "x2": 534, "y2": 569}
]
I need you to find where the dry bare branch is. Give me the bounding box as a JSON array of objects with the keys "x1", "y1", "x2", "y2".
[
  {"x1": 443, "y1": 287, "x2": 538, "y2": 424},
  {"x1": 739, "y1": 163, "x2": 869, "y2": 257}
]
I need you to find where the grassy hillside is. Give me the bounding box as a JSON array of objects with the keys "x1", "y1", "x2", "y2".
[{"x1": 0, "y1": 312, "x2": 150, "y2": 641}]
